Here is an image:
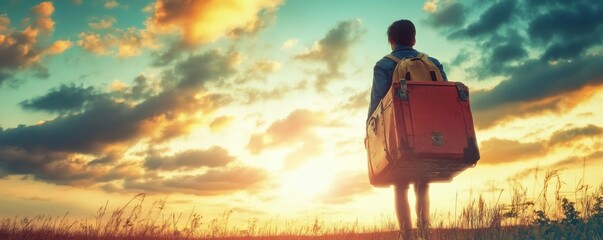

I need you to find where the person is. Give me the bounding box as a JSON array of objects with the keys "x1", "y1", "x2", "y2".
[{"x1": 367, "y1": 19, "x2": 448, "y2": 239}]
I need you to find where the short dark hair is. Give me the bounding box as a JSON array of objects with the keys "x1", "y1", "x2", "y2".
[{"x1": 387, "y1": 19, "x2": 416, "y2": 46}]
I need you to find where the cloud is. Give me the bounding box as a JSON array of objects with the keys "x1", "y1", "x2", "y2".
[
  {"x1": 424, "y1": 0, "x2": 603, "y2": 129},
  {"x1": 479, "y1": 138, "x2": 547, "y2": 165},
  {"x1": 423, "y1": 2, "x2": 466, "y2": 29},
  {"x1": 247, "y1": 109, "x2": 328, "y2": 154},
  {"x1": 478, "y1": 124, "x2": 602, "y2": 165},
  {"x1": 527, "y1": 3, "x2": 603, "y2": 61},
  {"x1": 77, "y1": 27, "x2": 157, "y2": 58},
  {"x1": 104, "y1": 0, "x2": 119, "y2": 9},
  {"x1": 147, "y1": 0, "x2": 282, "y2": 46},
  {"x1": 281, "y1": 38, "x2": 298, "y2": 50},
  {"x1": 123, "y1": 165, "x2": 270, "y2": 196},
  {"x1": 510, "y1": 151, "x2": 603, "y2": 180},
  {"x1": 451, "y1": 0, "x2": 516, "y2": 39},
  {"x1": 253, "y1": 60, "x2": 281, "y2": 74},
  {"x1": 318, "y1": 171, "x2": 372, "y2": 204},
  {"x1": 548, "y1": 124, "x2": 603, "y2": 147},
  {"x1": 0, "y1": 14, "x2": 9, "y2": 32},
  {"x1": 30, "y1": 2, "x2": 55, "y2": 33},
  {"x1": 0, "y1": 49, "x2": 238, "y2": 188},
  {"x1": 294, "y1": 19, "x2": 363, "y2": 92},
  {"x1": 0, "y1": 148, "x2": 142, "y2": 187},
  {"x1": 471, "y1": 58, "x2": 603, "y2": 128},
  {"x1": 423, "y1": 0, "x2": 439, "y2": 13},
  {"x1": 209, "y1": 115, "x2": 234, "y2": 132},
  {"x1": 342, "y1": 89, "x2": 369, "y2": 111},
  {"x1": 239, "y1": 80, "x2": 307, "y2": 104},
  {"x1": 89, "y1": 17, "x2": 116, "y2": 29},
  {"x1": 0, "y1": 2, "x2": 71, "y2": 85},
  {"x1": 44, "y1": 40, "x2": 73, "y2": 55},
  {"x1": 19, "y1": 84, "x2": 97, "y2": 114},
  {"x1": 144, "y1": 146, "x2": 235, "y2": 171}
]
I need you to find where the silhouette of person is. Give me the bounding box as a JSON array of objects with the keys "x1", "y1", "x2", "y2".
[{"x1": 367, "y1": 19, "x2": 448, "y2": 240}]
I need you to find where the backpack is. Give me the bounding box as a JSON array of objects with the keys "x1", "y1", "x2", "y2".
[{"x1": 385, "y1": 53, "x2": 444, "y2": 82}]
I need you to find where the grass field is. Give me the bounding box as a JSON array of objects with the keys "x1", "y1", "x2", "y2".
[{"x1": 2, "y1": 172, "x2": 603, "y2": 240}]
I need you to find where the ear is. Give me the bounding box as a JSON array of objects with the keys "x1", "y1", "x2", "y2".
[{"x1": 411, "y1": 38, "x2": 416, "y2": 46}]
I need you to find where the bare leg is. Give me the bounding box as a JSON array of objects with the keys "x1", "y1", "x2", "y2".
[
  {"x1": 414, "y1": 181, "x2": 430, "y2": 239},
  {"x1": 395, "y1": 183, "x2": 412, "y2": 239}
]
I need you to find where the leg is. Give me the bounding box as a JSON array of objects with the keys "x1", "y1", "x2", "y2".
[
  {"x1": 394, "y1": 183, "x2": 412, "y2": 239},
  {"x1": 414, "y1": 181, "x2": 430, "y2": 239}
]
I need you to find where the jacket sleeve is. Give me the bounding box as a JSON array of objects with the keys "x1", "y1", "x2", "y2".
[
  {"x1": 368, "y1": 59, "x2": 393, "y2": 121},
  {"x1": 429, "y1": 57, "x2": 448, "y2": 81}
]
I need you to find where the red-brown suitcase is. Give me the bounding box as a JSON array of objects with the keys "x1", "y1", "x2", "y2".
[{"x1": 365, "y1": 80, "x2": 480, "y2": 187}]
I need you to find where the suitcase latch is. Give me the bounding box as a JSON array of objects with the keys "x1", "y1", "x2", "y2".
[
  {"x1": 398, "y1": 80, "x2": 409, "y2": 101},
  {"x1": 431, "y1": 132, "x2": 444, "y2": 146}
]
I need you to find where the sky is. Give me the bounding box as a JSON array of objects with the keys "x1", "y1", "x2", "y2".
[{"x1": 1, "y1": 0, "x2": 603, "y2": 229}]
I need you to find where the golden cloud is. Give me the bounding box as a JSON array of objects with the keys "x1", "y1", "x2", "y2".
[
  {"x1": 44, "y1": 40, "x2": 72, "y2": 55},
  {"x1": 0, "y1": 2, "x2": 71, "y2": 84},
  {"x1": 474, "y1": 84, "x2": 603, "y2": 129},
  {"x1": 253, "y1": 60, "x2": 281, "y2": 74},
  {"x1": 247, "y1": 109, "x2": 327, "y2": 159},
  {"x1": 209, "y1": 115, "x2": 234, "y2": 132},
  {"x1": 147, "y1": 0, "x2": 283, "y2": 45},
  {"x1": 77, "y1": 28, "x2": 157, "y2": 58},
  {"x1": 423, "y1": 0, "x2": 439, "y2": 13},
  {"x1": 30, "y1": 2, "x2": 55, "y2": 33},
  {"x1": 479, "y1": 138, "x2": 547, "y2": 165}
]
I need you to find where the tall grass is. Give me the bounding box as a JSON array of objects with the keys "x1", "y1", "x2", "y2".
[{"x1": 2, "y1": 175, "x2": 603, "y2": 239}]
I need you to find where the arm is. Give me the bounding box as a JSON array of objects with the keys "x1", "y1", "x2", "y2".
[
  {"x1": 367, "y1": 59, "x2": 393, "y2": 121},
  {"x1": 429, "y1": 57, "x2": 448, "y2": 81}
]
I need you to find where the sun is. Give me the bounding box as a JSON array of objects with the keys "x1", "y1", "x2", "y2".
[{"x1": 278, "y1": 163, "x2": 336, "y2": 199}]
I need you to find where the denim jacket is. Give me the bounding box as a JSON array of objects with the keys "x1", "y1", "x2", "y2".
[{"x1": 367, "y1": 45, "x2": 448, "y2": 120}]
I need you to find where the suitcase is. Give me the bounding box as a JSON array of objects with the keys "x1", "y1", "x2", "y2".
[{"x1": 365, "y1": 80, "x2": 480, "y2": 187}]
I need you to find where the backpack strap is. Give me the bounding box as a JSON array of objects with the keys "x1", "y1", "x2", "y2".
[
  {"x1": 416, "y1": 52, "x2": 440, "y2": 81},
  {"x1": 384, "y1": 54, "x2": 401, "y2": 63}
]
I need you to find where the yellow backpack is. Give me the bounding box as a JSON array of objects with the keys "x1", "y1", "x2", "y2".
[{"x1": 385, "y1": 52, "x2": 444, "y2": 82}]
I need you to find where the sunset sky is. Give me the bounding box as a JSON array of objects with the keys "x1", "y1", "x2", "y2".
[{"x1": 1, "y1": 0, "x2": 603, "y2": 228}]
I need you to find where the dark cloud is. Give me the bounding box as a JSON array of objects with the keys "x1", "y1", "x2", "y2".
[
  {"x1": 19, "y1": 84, "x2": 97, "y2": 113},
  {"x1": 150, "y1": 40, "x2": 188, "y2": 67},
  {"x1": 0, "y1": 147, "x2": 142, "y2": 187},
  {"x1": 528, "y1": 3, "x2": 603, "y2": 61},
  {"x1": 160, "y1": 49, "x2": 237, "y2": 90},
  {"x1": 318, "y1": 172, "x2": 372, "y2": 204},
  {"x1": 472, "y1": 55, "x2": 603, "y2": 112},
  {"x1": 123, "y1": 165, "x2": 270, "y2": 196},
  {"x1": 424, "y1": 0, "x2": 603, "y2": 129},
  {"x1": 424, "y1": 2, "x2": 467, "y2": 29},
  {"x1": 294, "y1": 19, "x2": 363, "y2": 92},
  {"x1": 549, "y1": 124, "x2": 603, "y2": 147},
  {"x1": 452, "y1": 0, "x2": 515, "y2": 38},
  {"x1": 144, "y1": 146, "x2": 235, "y2": 171},
  {"x1": 0, "y1": 49, "x2": 239, "y2": 189}
]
